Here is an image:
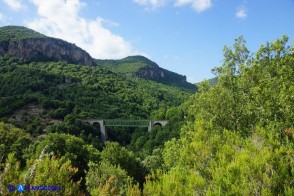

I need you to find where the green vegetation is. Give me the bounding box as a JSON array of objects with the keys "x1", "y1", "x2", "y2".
[
  {"x1": 0, "y1": 26, "x2": 46, "y2": 42},
  {"x1": 0, "y1": 55, "x2": 192, "y2": 152},
  {"x1": 0, "y1": 32, "x2": 293, "y2": 195},
  {"x1": 196, "y1": 76, "x2": 218, "y2": 86},
  {"x1": 95, "y1": 56, "x2": 159, "y2": 74},
  {"x1": 0, "y1": 57, "x2": 190, "y2": 119},
  {"x1": 142, "y1": 35, "x2": 294, "y2": 195}
]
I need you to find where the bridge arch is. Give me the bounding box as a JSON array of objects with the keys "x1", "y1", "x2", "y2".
[
  {"x1": 149, "y1": 120, "x2": 168, "y2": 130},
  {"x1": 81, "y1": 119, "x2": 107, "y2": 142},
  {"x1": 92, "y1": 121, "x2": 101, "y2": 128},
  {"x1": 153, "y1": 123, "x2": 162, "y2": 127}
]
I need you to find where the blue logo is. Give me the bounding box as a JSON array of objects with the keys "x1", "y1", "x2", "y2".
[
  {"x1": 8, "y1": 184, "x2": 15, "y2": 192},
  {"x1": 17, "y1": 184, "x2": 25, "y2": 192}
]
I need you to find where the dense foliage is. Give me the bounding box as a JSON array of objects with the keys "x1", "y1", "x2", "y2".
[
  {"x1": 142, "y1": 35, "x2": 294, "y2": 195},
  {"x1": 0, "y1": 56, "x2": 191, "y2": 146},
  {"x1": 0, "y1": 35, "x2": 293, "y2": 195},
  {"x1": 95, "y1": 56, "x2": 159, "y2": 74}
]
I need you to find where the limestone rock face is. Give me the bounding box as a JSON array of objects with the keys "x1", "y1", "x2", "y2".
[
  {"x1": 0, "y1": 38, "x2": 93, "y2": 66},
  {"x1": 133, "y1": 66, "x2": 188, "y2": 85},
  {"x1": 133, "y1": 67, "x2": 165, "y2": 80}
]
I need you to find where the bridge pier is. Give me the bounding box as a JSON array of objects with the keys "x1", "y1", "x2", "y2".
[
  {"x1": 100, "y1": 122, "x2": 107, "y2": 142},
  {"x1": 148, "y1": 121, "x2": 152, "y2": 132},
  {"x1": 94, "y1": 120, "x2": 107, "y2": 142}
]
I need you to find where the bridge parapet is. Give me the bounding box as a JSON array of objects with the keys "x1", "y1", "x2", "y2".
[{"x1": 104, "y1": 120, "x2": 150, "y2": 127}]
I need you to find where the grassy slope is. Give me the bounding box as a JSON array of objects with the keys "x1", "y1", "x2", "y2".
[{"x1": 95, "y1": 55, "x2": 159, "y2": 74}]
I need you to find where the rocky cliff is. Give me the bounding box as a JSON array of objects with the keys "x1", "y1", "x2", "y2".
[
  {"x1": 0, "y1": 26, "x2": 93, "y2": 66},
  {"x1": 133, "y1": 66, "x2": 195, "y2": 90},
  {"x1": 133, "y1": 66, "x2": 186, "y2": 83}
]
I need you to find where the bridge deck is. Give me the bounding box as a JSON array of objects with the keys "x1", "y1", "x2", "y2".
[{"x1": 104, "y1": 119, "x2": 150, "y2": 127}]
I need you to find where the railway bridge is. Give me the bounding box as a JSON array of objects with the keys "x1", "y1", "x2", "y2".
[{"x1": 82, "y1": 119, "x2": 168, "y2": 142}]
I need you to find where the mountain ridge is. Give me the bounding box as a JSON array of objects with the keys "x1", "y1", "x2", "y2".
[
  {"x1": 0, "y1": 25, "x2": 196, "y2": 90},
  {"x1": 95, "y1": 55, "x2": 196, "y2": 91}
]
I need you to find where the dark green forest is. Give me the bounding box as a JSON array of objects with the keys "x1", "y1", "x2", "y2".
[{"x1": 0, "y1": 27, "x2": 293, "y2": 195}]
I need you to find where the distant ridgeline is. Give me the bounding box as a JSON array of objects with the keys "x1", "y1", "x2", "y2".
[
  {"x1": 95, "y1": 56, "x2": 196, "y2": 91},
  {"x1": 0, "y1": 26, "x2": 93, "y2": 66},
  {"x1": 195, "y1": 76, "x2": 218, "y2": 86}
]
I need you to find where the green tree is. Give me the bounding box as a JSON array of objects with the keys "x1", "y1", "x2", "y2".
[
  {"x1": 28, "y1": 133, "x2": 100, "y2": 190},
  {"x1": 0, "y1": 122, "x2": 31, "y2": 165},
  {"x1": 142, "y1": 148, "x2": 163, "y2": 171},
  {"x1": 25, "y1": 155, "x2": 82, "y2": 195},
  {"x1": 0, "y1": 153, "x2": 22, "y2": 195},
  {"x1": 101, "y1": 142, "x2": 147, "y2": 186},
  {"x1": 86, "y1": 161, "x2": 133, "y2": 195}
]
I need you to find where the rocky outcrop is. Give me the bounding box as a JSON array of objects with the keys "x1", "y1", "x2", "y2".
[
  {"x1": 0, "y1": 38, "x2": 93, "y2": 66},
  {"x1": 132, "y1": 66, "x2": 196, "y2": 90},
  {"x1": 133, "y1": 66, "x2": 188, "y2": 83},
  {"x1": 132, "y1": 67, "x2": 165, "y2": 80}
]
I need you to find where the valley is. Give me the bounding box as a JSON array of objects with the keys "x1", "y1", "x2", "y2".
[{"x1": 0, "y1": 26, "x2": 293, "y2": 195}]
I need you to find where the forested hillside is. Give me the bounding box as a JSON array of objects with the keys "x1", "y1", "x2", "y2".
[
  {"x1": 0, "y1": 26, "x2": 293, "y2": 195},
  {"x1": 0, "y1": 56, "x2": 192, "y2": 147}
]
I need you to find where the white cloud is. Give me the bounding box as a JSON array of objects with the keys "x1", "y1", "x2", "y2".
[
  {"x1": 133, "y1": 0, "x2": 166, "y2": 9},
  {"x1": 175, "y1": 0, "x2": 212, "y2": 12},
  {"x1": 134, "y1": 0, "x2": 212, "y2": 12},
  {"x1": 26, "y1": 0, "x2": 140, "y2": 59},
  {"x1": 0, "y1": 12, "x2": 5, "y2": 21},
  {"x1": 133, "y1": 0, "x2": 211, "y2": 12},
  {"x1": 3, "y1": 0, "x2": 26, "y2": 11},
  {"x1": 236, "y1": 7, "x2": 247, "y2": 19}
]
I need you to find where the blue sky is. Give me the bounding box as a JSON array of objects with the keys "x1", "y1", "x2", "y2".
[{"x1": 0, "y1": 0, "x2": 293, "y2": 83}]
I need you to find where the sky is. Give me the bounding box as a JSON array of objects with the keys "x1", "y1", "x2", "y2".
[{"x1": 0, "y1": 0, "x2": 294, "y2": 83}]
